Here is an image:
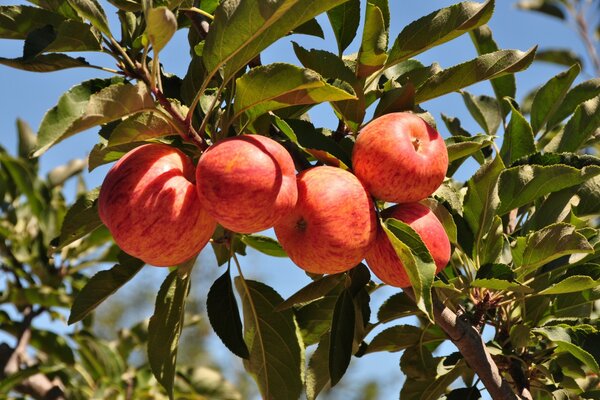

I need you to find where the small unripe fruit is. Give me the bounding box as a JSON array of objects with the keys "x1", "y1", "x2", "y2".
[
  {"x1": 366, "y1": 202, "x2": 451, "y2": 288},
  {"x1": 196, "y1": 135, "x2": 297, "y2": 234},
  {"x1": 352, "y1": 112, "x2": 448, "y2": 203},
  {"x1": 99, "y1": 144, "x2": 216, "y2": 266},
  {"x1": 274, "y1": 166, "x2": 377, "y2": 274}
]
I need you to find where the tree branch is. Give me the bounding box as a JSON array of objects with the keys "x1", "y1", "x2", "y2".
[{"x1": 403, "y1": 289, "x2": 520, "y2": 400}]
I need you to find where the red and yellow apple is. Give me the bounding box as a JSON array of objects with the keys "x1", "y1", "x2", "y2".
[
  {"x1": 274, "y1": 166, "x2": 377, "y2": 274},
  {"x1": 352, "y1": 112, "x2": 448, "y2": 203},
  {"x1": 366, "y1": 202, "x2": 451, "y2": 288},
  {"x1": 98, "y1": 144, "x2": 216, "y2": 266},
  {"x1": 196, "y1": 134, "x2": 297, "y2": 234}
]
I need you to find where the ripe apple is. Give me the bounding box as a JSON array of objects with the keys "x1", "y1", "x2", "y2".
[
  {"x1": 352, "y1": 112, "x2": 448, "y2": 203},
  {"x1": 274, "y1": 166, "x2": 377, "y2": 274},
  {"x1": 195, "y1": 134, "x2": 297, "y2": 234},
  {"x1": 366, "y1": 202, "x2": 451, "y2": 288},
  {"x1": 98, "y1": 144, "x2": 216, "y2": 267}
]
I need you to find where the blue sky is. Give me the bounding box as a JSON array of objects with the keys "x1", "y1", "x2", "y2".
[{"x1": 0, "y1": 0, "x2": 591, "y2": 398}]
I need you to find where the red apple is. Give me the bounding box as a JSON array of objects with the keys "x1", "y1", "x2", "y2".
[
  {"x1": 274, "y1": 166, "x2": 377, "y2": 274},
  {"x1": 366, "y1": 202, "x2": 451, "y2": 288},
  {"x1": 98, "y1": 144, "x2": 216, "y2": 266},
  {"x1": 195, "y1": 134, "x2": 297, "y2": 234},
  {"x1": 352, "y1": 112, "x2": 448, "y2": 203}
]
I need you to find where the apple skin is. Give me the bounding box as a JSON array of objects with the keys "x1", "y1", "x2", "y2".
[
  {"x1": 366, "y1": 202, "x2": 451, "y2": 288},
  {"x1": 195, "y1": 134, "x2": 297, "y2": 234},
  {"x1": 352, "y1": 112, "x2": 448, "y2": 203},
  {"x1": 98, "y1": 144, "x2": 216, "y2": 267},
  {"x1": 274, "y1": 166, "x2": 377, "y2": 274}
]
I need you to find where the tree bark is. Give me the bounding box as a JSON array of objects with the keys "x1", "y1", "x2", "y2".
[{"x1": 404, "y1": 289, "x2": 520, "y2": 400}]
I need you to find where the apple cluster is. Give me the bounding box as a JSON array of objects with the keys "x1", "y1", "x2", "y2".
[{"x1": 98, "y1": 112, "x2": 450, "y2": 288}]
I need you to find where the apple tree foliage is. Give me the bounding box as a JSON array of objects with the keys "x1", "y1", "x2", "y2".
[{"x1": 1, "y1": 0, "x2": 600, "y2": 399}]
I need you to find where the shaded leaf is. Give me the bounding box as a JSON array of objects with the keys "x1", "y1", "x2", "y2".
[
  {"x1": 357, "y1": 1, "x2": 388, "y2": 78},
  {"x1": 290, "y1": 18, "x2": 324, "y2": 38},
  {"x1": 68, "y1": 252, "x2": 144, "y2": 324},
  {"x1": 500, "y1": 100, "x2": 536, "y2": 165},
  {"x1": 531, "y1": 63, "x2": 580, "y2": 134},
  {"x1": 546, "y1": 95, "x2": 600, "y2": 153},
  {"x1": 292, "y1": 42, "x2": 357, "y2": 84},
  {"x1": 470, "y1": 24, "x2": 516, "y2": 115},
  {"x1": 512, "y1": 223, "x2": 593, "y2": 274},
  {"x1": 306, "y1": 333, "x2": 331, "y2": 400},
  {"x1": 327, "y1": 0, "x2": 360, "y2": 55},
  {"x1": 548, "y1": 78, "x2": 600, "y2": 128},
  {"x1": 52, "y1": 187, "x2": 102, "y2": 251},
  {"x1": 383, "y1": 218, "x2": 436, "y2": 321},
  {"x1": 497, "y1": 161, "x2": 600, "y2": 215},
  {"x1": 386, "y1": 0, "x2": 494, "y2": 68},
  {"x1": 276, "y1": 273, "x2": 344, "y2": 311},
  {"x1": 0, "y1": 53, "x2": 91, "y2": 72},
  {"x1": 207, "y1": 267, "x2": 249, "y2": 359},
  {"x1": 534, "y1": 326, "x2": 600, "y2": 375},
  {"x1": 148, "y1": 270, "x2": 191, "y2": 398},
  {"x1": 377, "y1": 292, "x2": 421, "y2": 323},
  {"x1": 67, "y1": 0, "x2": 111, "y2": 35},
  {"x1": 329, "y1": 288, "x2": 355, "y2": 387},
  {"x1": 364, "y1": 324, "x2": 445, "y2": 354},
  {"x1": 535, "y1": 49, "x2": 583, "y2": 68},
  {"x1": 234, "y1": 278, "x2": 304, "y2": 400},
  {"x1": 461, "y1": 91, "x2": 501, "y2": 135},
  {"x1": 516, "y1": 0, "x2": 565, "y2": 20},
  {"x1": 0, "y1": 5, "x2": 66, "y2": 39}
]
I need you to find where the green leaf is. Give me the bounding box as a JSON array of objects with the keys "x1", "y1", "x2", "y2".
[
  {"x1": 148, "y1": 270, "x2": 191, "y2": 398},
  {"x1": 108, "y1": 0, "x2": 142, "y2": 11},
  {"x1": 203, "y1": 0, "x2": 350, "y2": 81},
  {"x1": 207, "y1": 267, "x2": 249, "y2": 359},
  {"x1": 540, "y1": 275, "x2": 600, "y2": 295},
  {"x1": 534, "y1": 326, "x2": 600, "y2": 375},
  {"x1": 295, "y1": 287, "x2": 340, "y2": 345},
  {"x1": 43, "y1": 20, "x2": 103, "y2": 53},
  {"x1": 0, "y1": 153, "x2": 44, "y2": 217},
  {"x1": 548, "y1": 78, "x2": 600, "y2": 128},
  {"x1": 24, "y1": 24, "x2": 57, "y2": 59},
  {"x1": 241, "y1": 234, "x2": 287, "y2": 257},
  {"x1": 470, "y1": 24, "x2": 516, "y2": 115},
  {"x1": 107, "y1": 112, "x2": 176, "y2": 146},
  {"x1": 512, "y1": 223, "x2": 593, "y2": 274},
  {"x1": 531, "y1": 63, "x2": 580, "y2": 134},
  {"x1": 277, "y1": 274, "x2": 344, "y2": 311},
  {"x1": 233, "y1": 63, "x2": 355, "y2": 125},
  {"x1": 386, "y1": 0, "x2": 494, "y2": 68},
  {"x1": 34, "y1": 80, "x2": 155, "y2": 156},
  {"x1": 421, "y1": 198, "x2": 458, "y2": 245},
  {"x1": 234, "y1": 278, "x2": 304, "y2": 400},
  {"x1": 0, "y1": 53, "x2": 91, "y2": 72},
  {"x1": 52, "y1": 187, "x2": 102, "y2": 251},
  {"x1": 0, "y1": 5, "x2": 66, "y2": 39},
  {"x1": 67, "y1": 0, "x2": 111, "y2": 36},
  {"x1": 68, "y1": 252, "x2": 144, "y2": 324},
  {"x1": 285, "y1": 118, "x2": 352, "y2": 168},
  {"x1": 146, "y1": 7, "x2": 177, "y2": 54},
  {"x1": 516, "y1": 0, "x2": 565, "y2": 20},
  {"x1": 327, "y1": 0, "x2": 360, "y2": 55},
  {"x1": 415, "y1": 48, "x2": 537, "y2": 104},
  {"x1": 329, "y1": 288, "x2": 355, "y2": 387},
  {"x1": 382, "y1": 218, "x2": 436, "y2": 321},
  {"x1": 535, "y1": 49, "x2": 583, "y2": 68},
  {"x1": 471, "y1": 263, "x2": 531, "y2": 292},
  {"x1": 357, "y1": 1, "x2": 388, "y2": 78},
  {"x1": 463, "y1": 156, "x2": 504, "y2": 255},
  {"x1": 88, "y1": 141, "x2": 141, "y2": 171},
  {"x1": 27, "y1": 0, "x2": 81, "y2": 18},
  {"x1": 16, "y1": 119, "x2": 36, "y2": 160},
  {"x1": 290, "y1": 18, "x2": 324, "y2": 38},
  {"x1": 292, "y1": 42, "x2": 357, "y2": 84},
  {"x1": 445, "y1": 134, "x2": 494, "y2": 162},
  {"x1": 377, "y1": 292, "x2": 421, "y2": 323},
  {"x1": 461, "y1": 91, "x2": 501, "y2": 135},
  {"x1": 546, "y1": 95, "x2": 600, "y2": 153},
  {"x1": 306, "y1": 333, "x2": 331, "y2": 400},
  {"x1": 373, "y1": 84, "x2": 415, "y2": 118},
  {"x1": 497, "y1": 162, "x2": 600, "y2": 215},
  {"x1": 365, "y1": 324, "x2": 445, "y2": 354},
  {"x1": 500, "y1": 100, "x2": 536, "y2": 165}
]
